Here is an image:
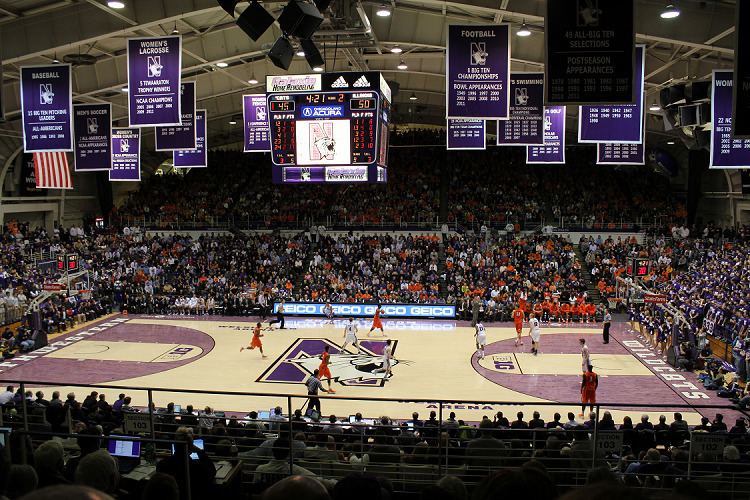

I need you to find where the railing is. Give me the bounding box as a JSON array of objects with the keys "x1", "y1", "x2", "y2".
[{"x1": 2, "y1": 379, "x2": 749, "y2": 499}]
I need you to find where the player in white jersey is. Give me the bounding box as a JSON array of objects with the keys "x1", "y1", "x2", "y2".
[
  {"x1": 579, "y1": 338, "x2": 590, "y2": 373},
  {"x1": 374, "y1": 340, "x2": 394, "y2": 378},
  {"x1": 528, "y1": 312, "x2": 541, "y2": 356},
  {"x1": 475, "y1": 322, "x2": 487, "y2": 360},
  {"x1": 341, "y1": 318, "x2": 362, "y2": 354}
]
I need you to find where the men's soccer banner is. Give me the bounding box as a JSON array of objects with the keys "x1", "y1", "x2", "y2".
[
  {"x1": 20, "y1": 64, "x2": 73, "y2": 152},
  {"x1": 579, "y1": 45, "x2": 645, "y2": 143},
  {"x1": 497, "y1": 72, "x2": 544, "y2": 146},
  {"x1": 711, "y1": 71, "x2": 750, "y2": 169},
  {"x1": 73, "y1": 103, "x2": 111, "y2": 171},
  {"x1": 127, "y1": 36, "x2": 182, "y2": 127},
  {"x1": 546, "y1": 0, "x2": 635, "y2": 104},
  {"x1": 734, "y1": 0, "x2": 750, "y2": 137},
  {"x1": 173, "y1": 110, "x2": 206, "y2": 168},
  {"x1": 447, "y1": 119, "x2": 486, "y2": 150},
  {"x1": 243, "y1": 94, "x2": 271, "y2": 152},
  {"x1": 109, "y1": 128, "x2": 141, "y2": 181},
  {"x1": 527, "y1": 106, "x2": 566, "y2": 164},
  {"x1": 446, "y1": 24, "x2": 510, "y2": 119},
  {"x1": 155, "y1": 81, "x2": 196, "y2": 150},
  {"x1": 597, "y1": 143, "x2": 644, "y2": 165}
]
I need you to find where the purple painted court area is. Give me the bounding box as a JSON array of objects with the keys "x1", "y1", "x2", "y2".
[{"x1": 0, "y1": 322, "x2": 214, "y2": 385}]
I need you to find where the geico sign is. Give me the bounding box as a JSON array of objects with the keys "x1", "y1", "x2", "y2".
[
  {"x1": 274, "y1": 303, "x2": 455, "y2": 318},
  {"x1": 282, "y1": 304, "x2": 321, "y2": 314},
  {"x1": 410, "y1": 306, "x2": 455, "y2": 317}
]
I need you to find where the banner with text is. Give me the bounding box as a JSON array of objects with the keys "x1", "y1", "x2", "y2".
[
  {"x1": 497, "y1": 72, "x2": 544, "y2": 146},
  {"x1": 173, "y1": 109, "x2": 206, "y2": 168},
  {"x1": 20, "y1": 64, "x2": 73, "y2": 152},
  {"x1": 274, "y1": 302, "x2": 456, "y2": 319},
  {"x1": 597, "y1": 142, "x2": 644, "y2": 165},
  {"x1": 546, "y1": 0, "x2": 635, "y2": 104},
  {"x1": 711, "y1": 71, "x2": 750, "y2": 169},
  {"x1": 447, "y1": 119, "x2": 486, "y2": 150},
  {"x1": 446, "y1": 24, "x2": 510, "y2": 119},
  {"x1": 579, "y1": 45, "x2": 645, "y2": 143},
  {"x1": 243, "y1": 94, "x2": 271, "y2": 152},
  {"x1": 73, "y1": 103, "x2": 111, "y2": 171},
  {"x1": 734, "y1": 1, "x2": 750, "y2": 137},
  {"x1": 155, "y1": 81, "x2": 196, "y2": 150},
  {"x1": 109, "y1": 128, "x2": 141, "y2": 181},
  {"x1": 527, "y1": 106, "x2": 566, "y2": 164},
  {"x1": 127, "y1": 36, "x2": 182, "y2": 127}
]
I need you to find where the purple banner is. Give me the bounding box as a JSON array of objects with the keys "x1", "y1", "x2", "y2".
[
  {"x1": 734, "y1": 0, "x2": 750, "y2": 137},
  {"x1": 597, "y1": 142, "x2": 644, "y2": 165},
  {"x1": 711, "y1": 71, "x2": 750, "y2": 169},
  {"x1": 20, "y1": 64, "x2": 73, "y2": 152},
  {"x1": 243, "y1": 94, "x2": 271, "y2": 152},
  {"x1": 497, "y1": 72, "x2": 544, "y2": 146},
  {"x1": 127, "y1": 36, "x2": 182, "y2": 127},
  {"x1": 447, "y1": 119, "x2": 486, "y2": 150},
  {"x1": 109, "y1": 128, "x2": 141, "y2": 181},
  {"x1": 73, "y1": 103, "x2": 111, "y2": 171},
  {"x1": 446, "y1": 24, "x2": 510, "y2": 119},
  {"x1": 173, "y1": 109, "x2": 206, "y2": 168},
  {"x1": 155, "y1": 81, "x2": 196, "y2": 151},
  {"x1": 527, "y1": 106, "x2": 566, "y2": 164},
  {"x1": 579, "y1": 46, "x2": 645, "y2": 144}
]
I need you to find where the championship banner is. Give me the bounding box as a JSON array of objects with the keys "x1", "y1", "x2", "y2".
[
  {"x1": 109, "y1": 128, "x2": 141, "y2": 181},
  {"x1": 710, "y1": 71, "x2": 750, "y2": 169},
  {"x1": 579, "y1": 45, "x2": 645, "y2": 143},
  {"x1": 446, "y1": 24, "x2": 511, "y2": 119},
  {"x1": 155, "y1": 81, "x2": 196, "y2": 150},
  {"x1": 73, "y1": 103, "x2": 111, "y2": 171},
  {"x1": 527, "y1": 106, "x2": 566, "y2": 164},
  {"x1": 243, "y1": 94, "x2": 271, "y2": 152},
  {"x1": 0, "y1": 61, "x2": 4, "y2": 122},
  {"x1": 447, "y1": 119, "x2": 486, "y2": 150},
  {"x1": 597, "y1": 142, "x2": 644, "y2": 165},
  {"x1": 497, "y1": 72, "x2": 544, "y2": 146},
  {"x1": 546, "y1": 0, "x2": 635, "y2": 104},
  {"x1": 20, "y1": 64, "x2": 73, "y2": 152},
  {"x1": 127, "y1": 36, "x2": 182, "y2": 127},
  {"x1": 173, "y1": 109, "x2": 206, "y2": 168},
  {"x1": 20, "y1": 153, "x2": 43, "y2": 196},
  {"x1": 734, "y1": 0, "x2": 750, "y2": 137}
]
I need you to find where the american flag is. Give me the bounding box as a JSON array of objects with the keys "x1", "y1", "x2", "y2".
[{"x1": 33, "y1": 152, "x2": 73, "y2": 190}]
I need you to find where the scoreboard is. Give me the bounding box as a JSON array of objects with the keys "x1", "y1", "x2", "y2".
[
  {"x1": 266, "y1": 72, "x2": 391, "y2": 184},
  {"x1": 626, "y1": 257, "x2": 651, "y2": 278}
]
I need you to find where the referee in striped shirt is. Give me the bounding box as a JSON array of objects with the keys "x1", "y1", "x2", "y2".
[{"x1": 305, "y1": 369, "x2": 329, "y2": 416}]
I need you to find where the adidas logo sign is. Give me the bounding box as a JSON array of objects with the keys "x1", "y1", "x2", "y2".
[
  {"x1": 352, "y1": 75, "x2": 371, "y2": 88},
  {"x1": 331, "y1": 76, "x2": 349, "y2": 88}
]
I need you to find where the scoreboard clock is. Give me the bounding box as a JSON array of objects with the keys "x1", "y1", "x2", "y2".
[
  {"x1": 266, "y1": 72, "x2": 391, "y2": 184},
  {"x1": 626, "y1": 257, "x2": 651, "y2": 278}
]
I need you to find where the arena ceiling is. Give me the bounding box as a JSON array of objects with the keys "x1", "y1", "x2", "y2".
[{"x1": 0, "y1": 0, "x2": 740, "y2": 164}]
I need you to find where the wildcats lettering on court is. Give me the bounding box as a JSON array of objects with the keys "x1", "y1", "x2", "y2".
[{"x1": 622, "y1": 340, "x2": 709, "y2": 399}]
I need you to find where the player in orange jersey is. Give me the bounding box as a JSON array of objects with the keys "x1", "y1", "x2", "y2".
[
  {"x1": 240, "y1": 322, "x2": 267, "y2": 358},
  {"x1": 512, "y1": 305, "x2": 525, "y2": 346},
  {"x1": 586, "y1": 303, "x2": 597, "y2": 323},
  {"x1": 549, "y1": 300, "x2": 560, "y2": 323},
  {"x1": 368, "y1": 304, "x2": 385, "y2": 336},
  {"x1": 580, "y1": 364, "x2": 598, "y2": 418},
  {"x1": 318, "y1": 345, "x2": 336, "y2": 393},
  {"x1": 561, "y1": 302, "x2": 572, "y2": 323}
]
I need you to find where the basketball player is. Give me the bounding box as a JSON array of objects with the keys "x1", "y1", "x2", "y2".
[
  {"x1": 579, "y1": 338, "x2": 590, "y2": 374},
  {"x1": 528, "y1": 312, "x2": 541, "y2": 356},
  {"x1": 323, "y1": 302, "x2": 334, "y2": 324},
  {"x1": 368, "y1": 304, "x2": 385, "y2": 336},
  {"x1": 342, "y1": 318, "x2": 362, "y2": 354},
  {"x1": 318, "y1": 345, "x2": 336, "y2": 393},
  {"x1": 475, "y1": 321, "x2": 487, "y2": 360},
  {"x1": 580, "y1": 364, "x2": 598, "y2": 418},
  {"x1": 374, "y1": 340, "x2": 394, "y2": 378},
  {"x1": 512, "y1": 304, "x2": 525, "y2": 346},
  {"x1": 240, "y1": 322, "x2": 267, "y2": 358}
]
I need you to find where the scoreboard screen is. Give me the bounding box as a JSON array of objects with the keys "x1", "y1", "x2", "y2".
[{"x1": 266, "y1": 72, "x2": 391, "y2": 184}]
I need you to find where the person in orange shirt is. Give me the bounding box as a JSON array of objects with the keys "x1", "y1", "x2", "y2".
[
  {"x1": 549, "y1": 300, "x2": 560, "y2": 323},
  {"x1": 240, "y1": 322, "x2": 267, "y2": 358},
  {"x1": 580, "y1": 364, "x2": 598, "y2": 418},
  {"x1": 532, "y1": 302, "x2": 543, "y2": 322},
  {"x1": 561, "y1": 302, "x2": 572, "y2": 323},
  {"x1": 318, "y1": 345, "x2": 336, "y2": 394},
  {"x1": 368, "y1": 304, "x2": 385, "y2": 336},
  {"x1": 586, "y1": 303, "x2": 597, "y2": 323},
  {"x1": 512, "y1": 305, "x2": 525, "y2": 346},
  {"x1": 541, "y1": 300, "x2": 552, "y2": 324}
]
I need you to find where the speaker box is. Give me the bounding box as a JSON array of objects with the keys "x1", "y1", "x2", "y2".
[
  {"x1": 268, "y1": 37, "x2": 295, "y2": 70},
  {"x1": 237, "y1": 1, "x2": 275, "y2": 41},
  {"x1": 217, "y1": 0, "x2": 239, "y2": 17},
  {"x1": 278, "y1": 0, "x2": 324, "y2": 39}
]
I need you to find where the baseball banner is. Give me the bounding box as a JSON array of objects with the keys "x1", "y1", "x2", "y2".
[
  {"x1": 446, "y1": 24, "x2": 510, "y2": 119},
  {"x1": 497, "y1": 72, "x2": 544, "y2": 146},
  {"x1": 527, "y1": 106, "x2": 566, "y2": 164},
  {"x1": 109, "y1": 128, "x2": 141, "y2": 181},
  {"x1": 155, "y1": 81, "x2": 196, "y2": 150},
  {"x1": 20, "y1": 64, "x2": 73, "y2": 152},
  {"x1": 597, "y1": 142, "x2": 645, "y2": 165},
  {"x1": 447, "y1": 119, "x2": 486, "y2": 150},
  {"x1": 733, "y1": 0, "x2": 750, "y2": 137},
  {"x1": 73, "y1": 103, "x2": 111, "y2": 171},
  {"x1": 711, "y1": 71, "x2": 750, "y2": 169},
  {"x1": 173, "y1": 109, "x2": 206, "y2": 168},
  {"x1": 243, "y1": 94, "x2": 271, "y2": 152},
  {"x1": 127, "y1": 35, "x2": 182, "y2": 127}
]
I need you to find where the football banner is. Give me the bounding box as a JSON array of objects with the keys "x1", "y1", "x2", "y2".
[
  {"x1": 546, "y1": 0, "x2": 635, "y2": 104},
  {"x1": 527, "y1": 106, "x2": 566, "y2": 164},
  {"x1": 243, "y1": 94, "x2": 271, "y2": 152},
  {"x1": 155, "y1": 81, "x2": 196, "y2": 150},
  {"x1": 710, "y1": 71, "x2": 750, "y2": 169},
  {"x1": 127, "y1": 36, "x2": 182, "y2": 127},
  {"x1": 734, "y1": 0, "x2": 750, "y2": 137},
  {"x1": 497, "y1": 72, "x2": 545, "y2": 145},
  {"x1": 597, "y1": 142, "x2": 645, "y2": 165},
  {"x1": 579, "y1": 45, "x2": 645, "y2": 143},
  {"x1": 109, "y1": 128, "x2": 141, "y2": 181},
  {"x1": 446, "y1": 24, "x2": 511, "y2": 119},
  {"x1": 20, "y1": 64, "x2": 73, "y2": 152},
  {"x1": 73, "y1": 103, "x2": 111, "y2": 171},
  {"x1": 447, "y1": 119, "x2": 486, "y2": 150},
  {"x1": 173, "y1": 109, "x2": 206, "y2": 168}
]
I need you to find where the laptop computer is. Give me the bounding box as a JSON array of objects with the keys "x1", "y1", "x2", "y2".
[
  {"x1": 171, "y1": 438, "x2": 204, "y2": 460},
  {"x1": 107, "y1": 435, "x2": 141, "y2": 474}
]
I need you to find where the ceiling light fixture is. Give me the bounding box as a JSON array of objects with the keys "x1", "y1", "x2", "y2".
[
  {"x1": 52, "y1": 53, "x2": 60, "y2": 63},
  {"x1": 229, "y1": 119, "x2": 237, "y2": 125},
  {"x1": 667, "y1": 140, "x2": 676, "y2": 145},
  {"x1": 216, "y1": 61, "x2": 229, "y2": 68},
  {"x1": 248, "y1": 75, "x2": 259, "y2": 85},
  {"x1": 313, "y1": 65, "x2": 324, "y2": 72},
  {"x1": 296, "y1": 50, "x2": 305, "y2": 57},
  {"x1": 660, "y1": 4, "x2": 680, "y2": 19},
  {"x1": 397, "y1": 60, "x2": 408, "y2": 70},
  {"x1": 649, "y1": 103, "x2": 661, "y2": 112},
  {"x1": 390, "y1": 46, "x2": 403, "y2": 54},
  {"x1": 376, "y1": 2, "x2": 391, "y2": 17},
  {"x1": 107, "y1": 1, "x2": 125, "y2": 9},
  {"x1": 409, "y1": 92, "x2": 417, "y2": 101},
  {"x1": 121, "y1": 87, "x2": 129, "y2": 92},
  {"x1": 171, "y1": 21, "x2": 179, "y2": 35},
  {"x1": 517, "y1": 22, "x2": 531, "y2": 37}
]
